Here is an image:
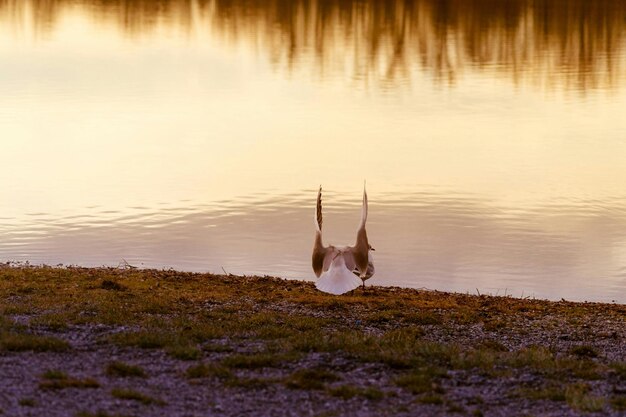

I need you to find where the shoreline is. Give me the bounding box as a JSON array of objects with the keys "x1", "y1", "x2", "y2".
[
  {"x1": 0, "y1": 265, "x2": 624, "y2": 416},
  {"x1": 2, "y1": 261, "x2": 622, "y2": 306}
]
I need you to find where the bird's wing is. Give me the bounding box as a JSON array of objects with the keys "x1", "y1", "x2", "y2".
[
  {"x1": 361, "y1": 250, "x2": 375, "y2": 280},
  {"x1": 350, "y1": 248, "x2": 375, "y2": 280},
  {"x1": 351, "y1": 184, "x2": 371, "y2": 277},
  {"x1": 316, "y1": 252, "x2": 362, "y2": 295},
  {"x1": 358, "y1": 182, "x2": 368, "y2": 231},
  {"x1": 312, "y1": 186, "x2": 328, "y2": 277},
  {"x1": 313, "y1": 244, "x2": 334, "y2": 277},
  {"x1": 315, "y1": 185, "x2": 323, "y2": 232}
]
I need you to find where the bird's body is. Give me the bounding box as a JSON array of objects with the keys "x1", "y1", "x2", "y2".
[{"x1": 312, "y1": 185, "x2": 375, "y2": 295}]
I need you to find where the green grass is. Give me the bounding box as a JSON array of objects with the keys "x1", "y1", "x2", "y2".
[
  {"x1": 30, "y1": 313, "x2": 69, "y2": 331},
  {"x1": 2, "y1": 308, "x2": 618, "y2": 398},
  {"x1": 42, "y1": 369, "x2": 68, "y2": 380},
  {"x1": 0, "y1": 332, "x2": 69, "y2": 352},
  {"x1": 166, "y1": 344, "x2": 201, "y2": 360},
  {"x1": 416, "y1": 393, "x2": 445, "y2": 404},
  {"x1": 514, "y1": 385, "x2": 566, "y2": 401},
  {"x1": 184, "y1": 362, "x2": 274, "y2": 388},
  {"x1": 106, "y1": 361, "x2": 146, "y2": 378},
  {"x1": 565, "y1": 383, "x2": 606, "y2": 412},
  {"x1": 203, "y1": 343, "x2": 233, "y2": 353},
  {"x1": 278, "y1": 328, "x2": 455, "y2": 370},
  {"x1": 0, "y1": 266, "x2": 624, "y2": 412},
  {"x1": 447, "y1": 402, "x2": 465, "y2": 413},
  {"x1": 314, "y1": 412, "x2": 338, "y2": 417},
  {"x1": 18, "y1": 398, "x2": 35, "y2": 407},
  {"x1": 39, "y1": 370, "x2": 100, "y2": 390},
  {"x1": 327, "y1": 385, "x2": 385, "y2": 400},
  {"x1": 109, "y1": 330, "x2": 176, "y2": 349},
  {"x1": 110, "y1": 328, "x2": 202, "y2": 361},
  {"x1": 99, "y1": 280, "x2": 126, "y2": 291},
  {"x1": 611, "y1": 395, "x2": 626, "y2": 411},
  {"x1": 569, "y1": 345, "x2": 599, "y2": 358},
  {"x1": 110, "y1": 388, "x2": 165, "y2": 405},
  {"x1": 75, "y1": 411, "x2": 133, "y2": 417},
  {"x1": 506, "y1": 346, "x2": 554, "y2": 369},
  {"x1": 222, "y1": 352, "x2": 297, "y2": 369},
  {"x1": 284, "y1": 368, "x2": 340, "y2": 390},
  {"x1": 395, "y1": 367, "x2": 446, "y2": 394},
  {"x1": 185, "y1": 363, "x2": 233, "y2": 379},
  {"x1": 405, "y1": 311, "x2": 443, "y2": 325},
  {"x1": 224, "y1": 376, "x2": 273, "y2": 388},
  {"x1": 610, "y1": 362, "x2": 626, "y2": 379},
  {"x1": 0, "y1": 315, "x2": 14, "y2": 331},
  {"x1": 477, "y1": 339, "x2": 508, "y2": 352}
]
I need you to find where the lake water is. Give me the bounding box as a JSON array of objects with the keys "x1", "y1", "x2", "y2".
[{"x1": 1, "y1": 0, "x2": 626, "y2": 303}]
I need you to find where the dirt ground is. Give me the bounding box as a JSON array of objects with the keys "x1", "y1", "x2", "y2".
[{"x1": 0, "y1": 266, "x2": 624, "y2": 417}]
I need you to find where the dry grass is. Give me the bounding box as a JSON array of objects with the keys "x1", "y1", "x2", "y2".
[
  {"x1": 327, "y1": 385, "x2": 385, "y2": 400},
  {"x1": 0, "y1": 265, "x2": 624, "y2": 415},
  {"x1": 185, "y1": 363, "x2": 233, "y2": 379},
  {"x1": 110, "y1": 388, "x2": 165, "y2": 405},
  {"x1": 0, "y1": 331, "x2": 69, "y2": 352},
  {"x1": 284, "y1": 368, "x2": 341, "y2": 390},
  {"x1": 39, "y1": 370, "x2": 100, "y2": 390},
  {"x1": 106, "y1": 362, "x2": 147, "y2": 378}
]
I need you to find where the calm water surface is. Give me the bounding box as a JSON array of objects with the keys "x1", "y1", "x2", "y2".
[{"x1": 1, "y1": 0, "x2": 626, "y2": 303}]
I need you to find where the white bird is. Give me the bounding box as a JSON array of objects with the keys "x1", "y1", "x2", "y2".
[{"x1": 312, "y1": 185, "x2": 375, "y2": 295}]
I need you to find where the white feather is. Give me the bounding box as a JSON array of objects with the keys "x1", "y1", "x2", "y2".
[{"x1": 315, "y1": 253, "x2": 362, "y2": 295}]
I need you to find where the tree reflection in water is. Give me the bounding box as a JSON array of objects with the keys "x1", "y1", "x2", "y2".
[{"x1": 1, "y1": 0, "x2": 625, "y2": 91}]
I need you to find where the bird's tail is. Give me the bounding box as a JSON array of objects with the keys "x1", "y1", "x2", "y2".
[{"x1": 316, "y1": 255, "x2": 361, "y2": 295}]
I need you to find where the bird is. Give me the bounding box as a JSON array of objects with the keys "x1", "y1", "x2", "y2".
[{"x1": 312, "y1": 184, "x2": 375, "y2": 295}]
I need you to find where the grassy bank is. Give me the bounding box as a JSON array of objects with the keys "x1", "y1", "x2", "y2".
[{"x1": 0, "y1": 265, "x2": 624, "y2": 417}]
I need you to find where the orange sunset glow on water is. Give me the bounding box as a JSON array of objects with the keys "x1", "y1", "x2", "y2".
[{"x1": 1, "y1": 0, "x2": 626, "y2": 302}]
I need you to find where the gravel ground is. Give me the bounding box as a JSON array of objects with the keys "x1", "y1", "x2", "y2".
[
  {"x1": 1, "y1": 325, "x2": 621, "y2": 417},
  {"x1": 0, "y1": 267, "x2": 624, "y2": 417}
]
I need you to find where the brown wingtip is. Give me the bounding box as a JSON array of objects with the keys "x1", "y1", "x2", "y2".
[{"x1": 316, "y1": 186, "x2": 323, "y2": 231}]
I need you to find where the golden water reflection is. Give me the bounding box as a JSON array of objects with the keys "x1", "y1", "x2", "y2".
[
  {"x1": 1, "y1": 0, "x2": 626, "y2": 302},
  {"x1": 2, "y1": 0, "x2": 626, "y2": 91}
]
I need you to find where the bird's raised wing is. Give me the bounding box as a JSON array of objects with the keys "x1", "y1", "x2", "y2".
[
  {"x1": 350, "y1": 184, "x2": 372, "y2": 278},
  {"x1": 312, "y1": 186, "x2": 329, "y2": 277},
  {"x1": 359, "y1": 182, "x2": 368, "y2": 231},
  {"x1": 315, "y1": 185, "x2": 323, "y2": 233}
]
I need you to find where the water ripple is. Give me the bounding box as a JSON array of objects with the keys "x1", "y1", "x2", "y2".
[{"x1": 1, "y1": 190, "x2": 626, "y2": 303}]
